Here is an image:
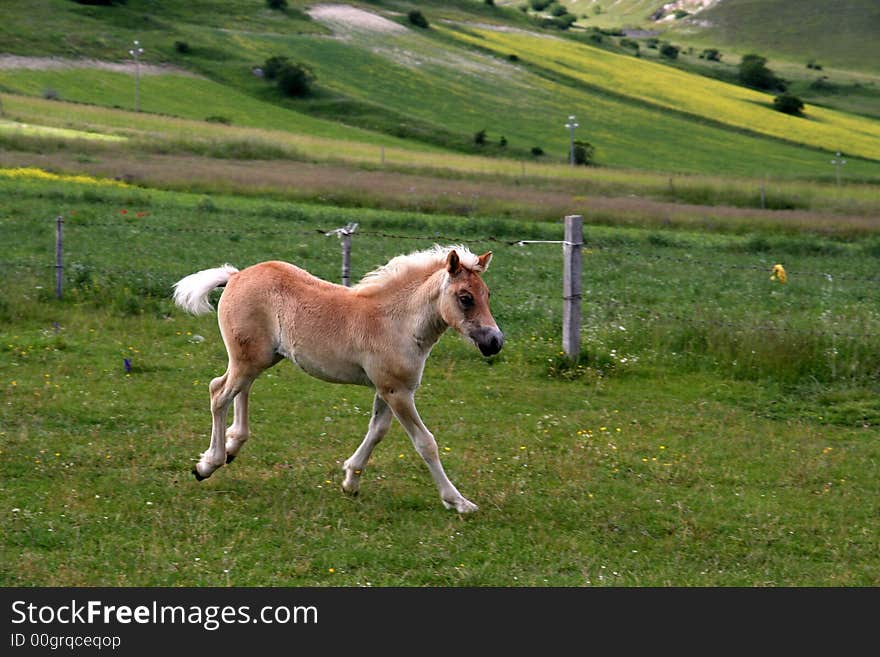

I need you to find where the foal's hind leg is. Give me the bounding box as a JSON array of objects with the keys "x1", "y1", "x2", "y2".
[
  {"x1": 193, "y1": 368, "x2": 254, "y2": 480},
  {"x1": 224, "y1": 380, "x2": 253, "y2": 464},
  {"x1": 342, "y1": 394, "x2": 393, "y2": 495}
]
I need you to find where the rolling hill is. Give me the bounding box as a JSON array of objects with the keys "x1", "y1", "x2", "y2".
[{"x1": 0, "y1": 0, "x2": 878, "y2": 182}]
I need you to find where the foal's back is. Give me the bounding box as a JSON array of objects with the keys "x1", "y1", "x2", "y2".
[{"x1": 218, "y1": 261, "x2": 372, "y2": 383}]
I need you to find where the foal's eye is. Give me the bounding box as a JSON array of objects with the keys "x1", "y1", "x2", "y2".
[{"x1": 458, "y1": 294, "x2": 474, "y2": 309}]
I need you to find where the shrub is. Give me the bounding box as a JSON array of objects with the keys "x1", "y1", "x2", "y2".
[
  {"x1": 474, "y1": 129, "x2": 487, "y2": 146},
  {"x1": 484, "y1": 0, "x2": 495, "y2": 5},
  {"x1": 619, "y1": 38, "x2": 640, "y2": 53},
  {"x1": 277, "y1": 61, "x2": 315, "y2": 97},
  {"x1": 174, "y1": 40, "x2": 191, "y2": 54},
  {"x1": 555, "y1": 14, "x2": 577, "y2": 29},
  {"x1": 550, "y1": 3, "x2": 568, "y2": 17},
  {"x1": 42, "y1": 87, "x2": 60, "y2": 100},
  {"x1": 408, "y1": 10, "x2": 429, "y2": 28},
  {"x1": 572, "y1": 140, "x2": 595, "y2": 165},
  {"x1": 774, "y1": 92, "x2": 805, "y2": 116},
  {"x1": 529, "y1": 0, "x2": 552, "y2": 10},
  {"x1": 660, "y1": 43, "x2": 679, "y2": 60},
  {"x1": 499, "y1": 136, "x2": 507, "y2": 148},
  {"x1": 531, "y1": 146, "x2": 544, "y2": 156},
  {"x1": 700, "y1": 48, "x2": 721, "y2": 61},
  {"x1": 586, "y1": 28, "x2": 603, "y2": 43},
  {"x1": 262, "y1": 55, "x2": 289, "y2": 80},
  {"x1": 739, "y1": 53, "x2": 785, "y2": 91},
  {"x1": 266, "y1": 0, "x2": 287, "y2": 9}
]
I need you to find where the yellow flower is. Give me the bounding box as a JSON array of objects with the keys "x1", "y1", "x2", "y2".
[{"x1": 770, "y1": 264, "x2": 787, "y2": 284}]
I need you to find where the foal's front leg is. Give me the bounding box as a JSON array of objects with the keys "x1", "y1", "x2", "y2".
[{"x1": 382, "y1": 389, "x2": 478, "y2": 513}]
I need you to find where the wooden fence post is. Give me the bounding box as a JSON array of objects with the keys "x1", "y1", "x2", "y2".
[
  {"x1": 55, "y1": 215, "x2": 64, "y2": 300},
  {"x1": 341, "y1": 230, "x2": 353, "y2": 287},
  {"x1": 562, "y1": 214, "x2": 583, "y2": 361}
]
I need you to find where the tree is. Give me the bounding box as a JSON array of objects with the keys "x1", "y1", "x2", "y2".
[
  {"x1": 474, "y1": 129, "x2": 487, "y2": 146},
  {"x1": 739, "y1": 54, "x2": 785, "y2": 91},
  {"x1": 774, "y1": 92, "x2": 805, "y2": 116},
  {"x1": 262, "y1": 55, "x2": 289, "y2": 80},
  {"x1": 277, "y1": 61, "x2": 315, "y2": 97},
  {"x1": 408, "y1": 10, "x2": 429, "y2": 28},
  {"x1": 659, "y1": 43, "x2": 679, "y2": 60},
  {"x1": 572, "y1": 140, "x2": 595, "y2": 165}
]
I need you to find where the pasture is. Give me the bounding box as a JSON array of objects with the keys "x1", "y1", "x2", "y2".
[
  {"x1": 3, "y1": 15, "x2": 880, "y2": 180},
  {"x1": 1, "y1": 171, "x2": 878, "y2": 586}
]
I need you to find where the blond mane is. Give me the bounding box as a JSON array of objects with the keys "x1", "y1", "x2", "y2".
[{"x1": 353, "y1": 244, "x2": 480, "y2": 294}]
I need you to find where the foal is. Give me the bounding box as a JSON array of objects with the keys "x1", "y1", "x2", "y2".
[{"x1": 172, "y1": 245, "x2": 503, "y2": 513}]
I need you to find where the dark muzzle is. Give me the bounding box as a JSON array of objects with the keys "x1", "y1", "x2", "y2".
[{"x1": 472, "y1": 326, "x2": 504, "y2": 357}]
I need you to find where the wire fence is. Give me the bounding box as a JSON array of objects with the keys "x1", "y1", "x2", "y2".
[
  {"x1": 4, "y1": 214, "x2": 879, "y2": 349},
  {"x1": 26, "y1": 217, "x2": 880, "y2": 283}
]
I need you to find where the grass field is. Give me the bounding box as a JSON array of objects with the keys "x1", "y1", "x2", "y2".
[
  {"x1": 561, "y1": 0, "x2": 880, "y2": 73},
  {"x1": 1, "y1": 2, "x2": 878, "y2": 180},
  {"x1": 1, "y1": 172, "x2": 878, "y2": 586},
  {"x1": 694, "y1": 0, "x2": 880, "y2": 73},
  {"x1": 444, "y1": 26, "x2": 880, "y2": 161}
]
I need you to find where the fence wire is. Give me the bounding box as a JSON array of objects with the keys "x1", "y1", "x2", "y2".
[
  {"x1": 4, "y1": 216, "x2": 879, "y2": 343},
  {"x1": 30, "y1": 218, "x2": 880, "y2": 284}
]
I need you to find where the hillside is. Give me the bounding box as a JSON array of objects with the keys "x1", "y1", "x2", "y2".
[
  {"x1": 0, "y1": 0, "x2": 878, "y2": 182},
  {"x1": 691, "y1": 0, "x2": 880, "y2": 73},
  {"x1": 561, "y1": 0, "x2": 880, "y2": 73}
]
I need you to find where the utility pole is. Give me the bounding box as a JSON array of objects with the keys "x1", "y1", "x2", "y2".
[
  {"x1": 129, "y1": 40, "x2": 144, "y2": 112},
  {"x1": 565, "y1": 115, "x2": 579, "y2": 166}
]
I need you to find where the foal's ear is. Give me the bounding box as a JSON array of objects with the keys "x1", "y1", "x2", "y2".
[
  {"x1": 476, "y1": 251, "x2": 493, "y2": 272},
  {"x1": 446, "y1": 249, "x2": 462, "y2": 275}
]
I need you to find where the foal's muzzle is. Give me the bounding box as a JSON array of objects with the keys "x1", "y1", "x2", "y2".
[{"x1": 472, "y1": 326, "x2": 504, "y2": 357}]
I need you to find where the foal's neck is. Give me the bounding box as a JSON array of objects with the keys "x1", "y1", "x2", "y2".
[{"x1": 396, "y1": 268, "x2": 448, "y2": 352}]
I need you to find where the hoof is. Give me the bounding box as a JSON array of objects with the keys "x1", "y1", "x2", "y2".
[
  {"x1": 443, "y1": 497, "x2": 479, "y2": 514},
  {"x1": 192, "y1": 467, "x2": 206, "y2": 482},
  {"x1": 342, "y1": 484, "x2": 359, "y2": 497},
  {"x1": 226, "y1": 453, "x2": 236, "y2": 464}
]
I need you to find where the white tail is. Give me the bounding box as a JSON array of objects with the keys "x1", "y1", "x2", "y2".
[{"x1": 172, "y1": 264, "x2": 239, "y2": 315}]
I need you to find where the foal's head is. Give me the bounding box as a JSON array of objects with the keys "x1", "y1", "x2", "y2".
[{"x1": 440, "y1": 250, "x2": 504, "y2": 357}]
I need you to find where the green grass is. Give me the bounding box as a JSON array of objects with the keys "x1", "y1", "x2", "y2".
[
  {"x1": 0, "y1": 68, "x2": 424, "y2": 149},
  {"x1": 445, "y1": 26, "x2": 880, "y2": 161},
  {"x1": 1, "y1": 174, "x2": 878, "y2": 586},
  {"x1": 561, "y1": 0, "x2": 880, "y2": 74},
  {"x1": 694, "y1": 0, "x2": 880, "y2": 73}
]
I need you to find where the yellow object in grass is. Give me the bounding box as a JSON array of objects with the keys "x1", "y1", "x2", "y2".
[{"x1": 770, "y1": 264, "x2": 787, "y2": 284}]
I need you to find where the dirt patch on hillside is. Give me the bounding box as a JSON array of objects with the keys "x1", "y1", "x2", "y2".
[
  {"x1": 306, "y1": 4, "x2": 407, "y2": 37},
  {"x1": 0, "y1": 55, "x2": 197, "y2": 76}
]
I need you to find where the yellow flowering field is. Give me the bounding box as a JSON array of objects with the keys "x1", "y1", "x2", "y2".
[
  {"x1": 443, "y1": 27, "x2": 880, "y2": 161},
  {"x1": 0, "y1": 119, "x2": 126, "y2": 143},
  {"x1": 0, "y1": 166, "x2": 129, "y2": 187}
]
